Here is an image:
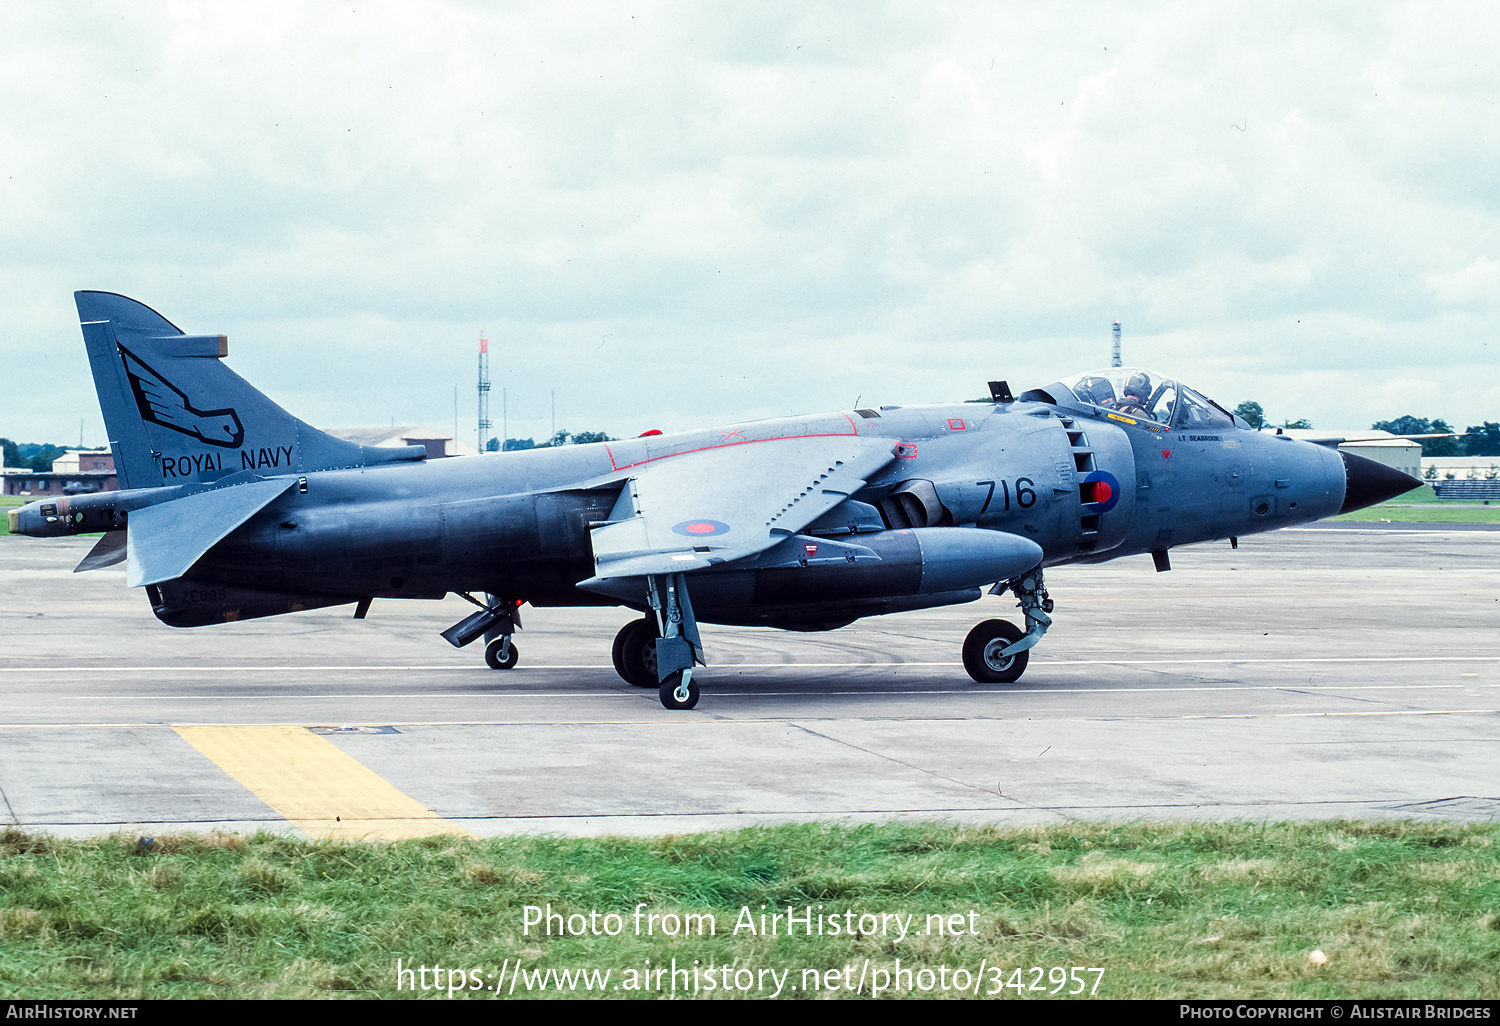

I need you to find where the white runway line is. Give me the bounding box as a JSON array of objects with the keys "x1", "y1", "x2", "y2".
[
  {"x1": 44, "y1": 683, "x2": 1500, "y2": 701},
  {"x1": 5, "y1": 706, "x2": 1499, "y2": 730},
  {"x1": 3, "y1": 655, "x2": 1498, "y2": 672}
]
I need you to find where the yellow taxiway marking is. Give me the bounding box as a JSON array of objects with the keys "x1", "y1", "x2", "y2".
[
  {"x1": 1181, "y1": 709, "x2": 1497, "y2": 720},
  {"x1": 173, "y1": 725, "x2": 474, "y2": 842}
]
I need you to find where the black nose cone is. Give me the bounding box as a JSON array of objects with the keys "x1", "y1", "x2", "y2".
[{"x1": 1340, "y1": 451, "x2": 1422, "y2": 514}]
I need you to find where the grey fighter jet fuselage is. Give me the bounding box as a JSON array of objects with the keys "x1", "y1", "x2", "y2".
[{"x1": 11, "y1": 293, "x2": 1420, "y2": 709}]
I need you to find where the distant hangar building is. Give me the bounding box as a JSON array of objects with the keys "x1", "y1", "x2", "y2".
[
  {"x1": 2, "y1": 449, "x2": 118, "y2": 497},
  {"x1": 1268, "y1": 429, "x2": 1421, "y2": 479},
  {"x1": 325, "y1": 426, "x2": 480, "y2": 459}
]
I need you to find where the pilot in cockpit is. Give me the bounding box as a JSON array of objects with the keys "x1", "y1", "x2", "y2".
[
  {"x1": 1051, "y1": 367, "x2": 1233, "y2": 430},
  {"x1": 1116, "y1": 372, "x2": 1153, "y2": 416}
]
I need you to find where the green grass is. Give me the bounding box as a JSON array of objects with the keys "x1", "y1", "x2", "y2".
[
  {"x1": 1, "y1": 495, "x2": 104, "y2": 538},
  {"x1": 2, "y1": 821, "x2": 1497, "y2": 1000},
  {"x1": 1331, "y1": 483, "x2": 1500, "y2": 523},
  {"x1": 0, "y1": 495, "x2": 21, "y2": 536},
  {"x1": 1335, "y1": 497, "x2": 1500, "y2": 523},
  {"x1": 1388, "y1": 484, "x2": 1443, "y2": 503}
]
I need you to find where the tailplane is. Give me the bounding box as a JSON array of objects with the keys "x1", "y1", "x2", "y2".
[{"x1": 77, "y1": 291, "x2": 425, "y2": 489}]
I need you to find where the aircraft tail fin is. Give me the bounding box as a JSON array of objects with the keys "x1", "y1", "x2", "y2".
[{"x1": 76, "y1": 291, "x2": 426, "y2": 489}]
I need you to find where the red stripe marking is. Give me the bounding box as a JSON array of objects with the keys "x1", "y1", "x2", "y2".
[{"x1": 602, "y1": 413, "x2": 862, "y2": 472}]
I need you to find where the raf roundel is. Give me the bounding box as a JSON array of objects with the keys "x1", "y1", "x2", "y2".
[
  {"x1": 671, "y1": 519, "x2": 731, "y2": 538},
  {"x1": 1079, "y1": 471, "x2": 1121, "y2": 513}
]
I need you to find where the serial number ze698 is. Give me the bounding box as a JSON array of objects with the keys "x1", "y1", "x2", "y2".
[{"x1": 179, "y1": 589, "x2": 228, "y2": 602}]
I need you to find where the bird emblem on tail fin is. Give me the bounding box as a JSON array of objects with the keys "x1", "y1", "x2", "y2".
[{"x1": 119, "y1": 344, "x2": 245, "y2": 449}]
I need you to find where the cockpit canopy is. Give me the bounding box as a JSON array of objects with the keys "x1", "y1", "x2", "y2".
[{"x1": 1044, "y1": 368, "x2": 1236, "y2": 430}]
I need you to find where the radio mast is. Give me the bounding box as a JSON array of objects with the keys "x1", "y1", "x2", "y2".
[
  {"x1": 477, "y1": 333, "x2": 492, "y2": 452},
  {"x1": 1111, "y1": 321, "x2": 1122, "y2": 367}
]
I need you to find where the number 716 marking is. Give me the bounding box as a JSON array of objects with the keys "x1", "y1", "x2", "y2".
[{"x1": 976, "y1": 478, "x2": 1037, "y2": 515}]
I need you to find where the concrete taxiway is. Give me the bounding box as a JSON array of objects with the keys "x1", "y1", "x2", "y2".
[{"x1": 1, "y1": 523, "x2": 1497, "y2": 839}]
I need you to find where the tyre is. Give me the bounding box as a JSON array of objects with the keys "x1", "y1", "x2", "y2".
[
  {"x1": 658, "y1": 672, "x2": 700, "y2": 710},
  {"x1": 485, "y1": 637, "x2": 518, "y2": 670},
  {"x1": 615, "y1": 618, "x2": 659, "y2": 687},
  {"x1": 611, "y1": 622, "x2": 633, "y2": 680},
  {"x1": 962, "y1": 619, "x2": 1028, "y2": 684}
]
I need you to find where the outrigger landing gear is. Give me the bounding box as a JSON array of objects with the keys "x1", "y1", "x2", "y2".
[
  {"x1": 659, "y1": 671, "x2": 700, "y2": 711},
  {"x1": 963, "y1": 566, "x2": 1053, "y2": 685},
  {"x1": 484, "y1": 634, "x2": 518, "y2": 670},
  {"x1": 646, "y1": 573, "x2": 704, "y2": 710},
  {"x1": 440, "y1": 593, "x2": 522, "y2": 670}
]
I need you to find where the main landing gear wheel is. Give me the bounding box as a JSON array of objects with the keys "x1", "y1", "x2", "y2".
[
  {"x1": 962, "y1": 619, "x2": 1028, "y2": 684},
  {"x1": 658, "y1": 672, "x2": 700, "y2": 710},
  {"x1": 484, "y1": 637, "x2": 518, "y2": 670},
  {"x1": 611, "y1": 618, "x2": 659, "y2": 687}
]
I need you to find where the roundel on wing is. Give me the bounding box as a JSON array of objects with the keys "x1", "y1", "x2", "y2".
[
  {"x1": 1080, "y1": 471, "x2": 1121, "y2": 512},
  {"x1": 671, "y1": 519, "x2": 731, "y2": 537}
]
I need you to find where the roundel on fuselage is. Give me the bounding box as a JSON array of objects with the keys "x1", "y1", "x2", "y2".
[
  {"x1": 1079, "y1": 471, "x2": 1121, "y2": 512},
  {"x1": 671, "y1": 519, "x2": 731, "y2": 537}
]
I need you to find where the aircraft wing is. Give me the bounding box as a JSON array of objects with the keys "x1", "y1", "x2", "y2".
[
  {"x1": 588, "y1": 435, "x2": 896, "y2": 577},
  {"x1": 1293, "y1": 432, "x2": 1461, "y2": 447},
  {"x1": 126, "y1": 478, "x2": 297, "y2": 588}
]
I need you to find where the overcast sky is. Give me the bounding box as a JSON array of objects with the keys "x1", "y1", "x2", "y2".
[{"x1": 3, "y1": 1, "x2": 1498, "y2": 448}]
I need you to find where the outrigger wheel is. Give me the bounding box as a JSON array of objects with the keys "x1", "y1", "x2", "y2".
[
  {"x1": 962, "y1": 619, "x2": 1028, "y2": 684},
  {"x1": 611, "y1": 617, "x2": 660, "y2": 687},
  {"x1": 658, "y1": 671, "x2": 700, "y2": 710},
  {"x1": 484, "y1": 636, "x2": 518, "y2": 670}
]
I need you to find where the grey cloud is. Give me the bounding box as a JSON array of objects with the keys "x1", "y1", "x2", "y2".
[{"x1": 3, "y1": 2, "x2": 1499, "y2": 446}]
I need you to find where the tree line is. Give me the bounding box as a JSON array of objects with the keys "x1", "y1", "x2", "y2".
[
  {"x1": 1230, "y1": 405, "x2": 1499, "y2": 457},
  {"x1": 0, "y1": 439, "x2": 95, "y2": 473},
  {"x1": 12, "y1": 411, "x2": 1499, "y2": 470},
  {"x1": 492, "y1": 430, "x2": 614, "y2": 452},
  {"x1": 3, "y1": 433, "x2": 624, "y2": 467}
]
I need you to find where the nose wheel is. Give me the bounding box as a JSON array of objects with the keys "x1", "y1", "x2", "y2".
[{"x1": 963, "y1": 619, "x2": 1028, "y2": 683}]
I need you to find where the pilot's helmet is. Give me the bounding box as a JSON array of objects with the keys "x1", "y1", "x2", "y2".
[{"x1": 1124, "y1": 372, "x2": 1152, "y2": 400}]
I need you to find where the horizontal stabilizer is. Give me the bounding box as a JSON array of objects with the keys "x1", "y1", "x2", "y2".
[
  {"x1": 126, "y1": 478, "x2": 297, "y2": 588},
  {"x1": 74, "y1": 530, "x2": 128, "y2": 573}
]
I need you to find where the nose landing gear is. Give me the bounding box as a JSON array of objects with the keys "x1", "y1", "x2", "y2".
[{"x1": 964, "y1": 566, "x2": 1053, "y2": 685}]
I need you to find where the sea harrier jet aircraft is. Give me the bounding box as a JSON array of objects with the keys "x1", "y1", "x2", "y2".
[{"x1": 11, "y1": 293, "x2": 1420, "y2": 708}]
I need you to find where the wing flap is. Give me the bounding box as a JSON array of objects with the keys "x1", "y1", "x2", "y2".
[
  {"x1": 126, "y1": 478, "x2": 297, "y2": 588},
  {"x1": 589, "y1": 435, "x2": 895, "y2": 577}
]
